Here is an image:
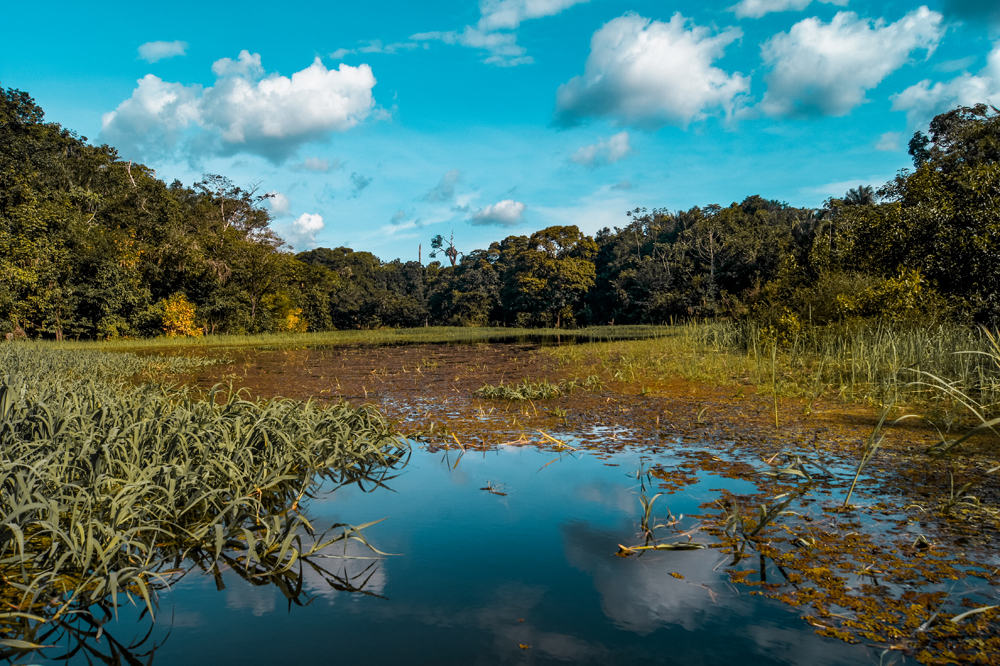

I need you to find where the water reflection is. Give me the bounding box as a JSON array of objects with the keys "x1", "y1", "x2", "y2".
[{"x1": 6, "y1": 446, "x2": 878, "y2": 665}]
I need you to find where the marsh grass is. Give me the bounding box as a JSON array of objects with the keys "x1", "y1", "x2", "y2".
[
  {"x1": 0, "y1": 346, "x2": 407, "y2": 650},
  {"x1": 13, "y1": 325, "x2": 667, "y2": 353},
  {"x1": 474, "y1": 375, "x2": 602, "y2": 401},
  {"x1": 543, "y1": 321, "x2": 1000, "y2": 418}
]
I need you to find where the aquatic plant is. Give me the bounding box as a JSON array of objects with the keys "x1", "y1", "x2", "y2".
[
  {"x1": 474, "y1": 375, "x2": 602, "y2": 401},
  {"x1": 0, "y1": 346, "x2": 407, "y2": 651}
]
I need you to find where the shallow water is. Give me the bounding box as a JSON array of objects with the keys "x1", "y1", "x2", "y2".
[{"x1": 18, "y1": 446, "x2": 874, "y2": 665}]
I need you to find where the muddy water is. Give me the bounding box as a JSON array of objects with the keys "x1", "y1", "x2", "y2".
[{"x1": 20, "y1": 445, "x2": 871, "y2": 665}]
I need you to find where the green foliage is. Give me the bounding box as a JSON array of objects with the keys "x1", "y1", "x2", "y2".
[
  {"x1": 841, "y1": 104, "x2": 1000, "y2": 324},
  {"x1": 0, "y1": 345, "x2": 406, "y2": 637},
  {"x1": 3, "y1": 85, "x2": 997, "y2": 337}
]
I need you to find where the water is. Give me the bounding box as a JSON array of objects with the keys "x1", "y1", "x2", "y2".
[{"x1": 17, "y1": 446, "x2": 873, "y2": 665}]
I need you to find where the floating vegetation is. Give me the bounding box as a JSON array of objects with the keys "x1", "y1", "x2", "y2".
[
  {"x1": 474, "y1": 375, "x2": 602, "y2": 401},
  {"x1": 0, "y1": 346, "x2": 407, "y2": 654}
]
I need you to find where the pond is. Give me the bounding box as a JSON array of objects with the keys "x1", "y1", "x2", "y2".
[{"x1": 14, "y1": 445, "x2": 873, "y2": 665}]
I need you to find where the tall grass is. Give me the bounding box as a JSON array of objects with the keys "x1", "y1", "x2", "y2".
[
  {"x1": 0, "y1": 346, "x2": 407, "y2": 648},
  {"x1": 544, "y1": 321, "x2": 1000, "y2": 417}
]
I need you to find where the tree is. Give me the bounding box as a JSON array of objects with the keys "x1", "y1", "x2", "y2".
[
  {"x1": 499, "y1": 226, "x2": 597, "y2": 327},
  {"x1": 429, "y1": 232, "x2": 462, "y2": 266},
  {"x1": 842, "y1": 104, "x2": 1000, "y2": 323}
]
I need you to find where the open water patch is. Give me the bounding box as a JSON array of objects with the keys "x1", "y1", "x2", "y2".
[{"x1": 9, "y1": 447, "x2": 875, "y2": 665}]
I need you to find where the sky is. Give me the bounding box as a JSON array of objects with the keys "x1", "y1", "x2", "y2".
[{"x1": 2, "y1": 0, "x2": 999, "y2": 262}]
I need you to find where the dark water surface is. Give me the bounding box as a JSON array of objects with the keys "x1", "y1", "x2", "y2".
[{"x1": 23, "y1": 447, "x2": 874, "y2": 665}]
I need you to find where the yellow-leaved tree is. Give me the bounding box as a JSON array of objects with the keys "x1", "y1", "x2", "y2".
[{"x1": 162, "y1": 294, "x2": 203, "y2": 337}]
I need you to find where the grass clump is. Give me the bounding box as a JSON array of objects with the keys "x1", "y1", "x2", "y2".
[
  {"x1": 0, "y1": 345, "x2": 407, "y2": 650},
  {"x1": 475, "y1": 375, "x2": 602, "y2": 401}
]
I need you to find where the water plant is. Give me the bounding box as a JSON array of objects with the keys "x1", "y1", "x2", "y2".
[
  {"x1": 0, "y1": 346, "x2": 407, "y2": 651},
  {"x1": 474, "y1": 375, "x2": 602, "y2": 401}
]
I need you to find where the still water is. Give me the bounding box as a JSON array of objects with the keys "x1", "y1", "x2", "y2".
[{"x1": 22, "y1": 446, "x2": 872, "y2": 665}]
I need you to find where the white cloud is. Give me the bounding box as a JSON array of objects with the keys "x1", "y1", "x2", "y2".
[
  {"x1": 554, "y1": 13, "x2": 749, "y2": 130},
  {"x1": 424, "y1": 169, "x2": 463, "y2": 202},
  {"x1": 101, "y1": 50, "x2": 377, "y2": 163},
  {"x1": 137, "y1": 40, "x2": 188, "y2": 63},
  {"x1": 875, "y1": 132, "x2": 902, "y2": 151},
  {"x1": 571, "y1": 132, "x2": 634, "y2": 167},
  {"x1": 477, "y1": 0, "x2": 590, "y2": 31},
  {"x1": 330, "y1": 40, "x2": 421, "y2": 59},
  {"x1": 891, "y1": 41, "x2": 1000, "y2": 127},
  {"x1": 610, "y1": 180, "x2": 632, "y2": 190},
  {"x1": 412, "y1": 27, "x2": 531, "y2": 66},
  {"x1": 390, "y1": 210, "x2": 409, "y2": 225},
  {"x1": 285, "y1": 213, "x2": 325, "y2": 250},
  {"x1": 469, "y1": 199, "x2": 527, "y2": 227},
  {"x1": 290, "y1": 157, "x2": 340, "y2": 173},
  {"x1": 728, "y1": 0, "x2": 847, "y2": 20},
  {"x1": 411, "y1": 0, "x2": 587, "y2": 66},
  {"x1": 267, "y1": 191, "x2": 291, "y2": 217},
  {"x1": 759, "y1": 8, "x2": 944, "y2": 118}
]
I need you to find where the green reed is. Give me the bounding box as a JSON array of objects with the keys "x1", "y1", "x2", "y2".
[{"x1": 0, "y1": 345, "x2": 407, "y2": 650}]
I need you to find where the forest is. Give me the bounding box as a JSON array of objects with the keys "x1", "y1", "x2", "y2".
[{"x1": 2, "y1": 85, "x2": 999, "y2": 340}]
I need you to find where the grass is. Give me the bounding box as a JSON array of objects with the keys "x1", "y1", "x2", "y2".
[
  {"x1": 0, "y1": 345, "x2": 407, "y2": 651},
  {"x1": 542, "y1": 321, "x2": 1000, "y2": 420},
  {"x1": 474, "y1": 376, "x2": 602, "y2": 401},
  {"x1": 14, "y1": 325, "x2": 668, "y2": 352}
]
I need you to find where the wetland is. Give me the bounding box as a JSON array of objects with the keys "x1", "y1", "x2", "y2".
[{"x1": 4, "y1": 327, "x2": 1000, "y2": 665}]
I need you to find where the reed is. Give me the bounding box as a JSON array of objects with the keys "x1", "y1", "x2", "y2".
[{"x1": 544, "y1": 321, "x2": 1000, "y2": 417}]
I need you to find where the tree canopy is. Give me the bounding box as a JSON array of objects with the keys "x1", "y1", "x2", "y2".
[{"x1": 2, "y1": 86, "x2": 997, "y2": 338}]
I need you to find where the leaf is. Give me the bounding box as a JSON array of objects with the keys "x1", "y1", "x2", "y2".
[
  {"x1": 0, "y1": 638, "x2": 49, "y2": 650},
  {"x1": 950, "y1": 606, "x2": 998, "y2": 623}
]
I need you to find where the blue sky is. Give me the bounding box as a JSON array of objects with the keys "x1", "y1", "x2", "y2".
[{"x1": 2, "y1": 0, "x2": 999, "y2": 261}]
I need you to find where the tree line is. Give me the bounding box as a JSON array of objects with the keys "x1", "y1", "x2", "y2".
[{"x1": 2, "y1": 85, "x2": 998, "y2": 339}]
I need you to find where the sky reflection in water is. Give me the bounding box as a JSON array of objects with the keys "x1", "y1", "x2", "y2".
[{"x1": 28, "y1": 446, "x2": 873, "y2": 665}]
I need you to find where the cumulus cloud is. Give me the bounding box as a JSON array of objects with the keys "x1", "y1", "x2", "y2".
[
  {"x1": 469, "y1": 199, "x2": 527, "y2": 227},
  {"x1": 285, "y1": 213, "x2": 325, "y2": 250},
  {"x1": 891, "y1": 41, "x2": 1000, "y2": 127},
  {"x1": 390, "y1": 210, "x2": 409, "y2": 225},
  {"x1": 728, "y1": 0, "x2": 847, "y2": 20},
  {"x1": 571, "y1": 132, "x2": 634, "y2": 167},
  {"x1": 350, "y1": 172, "x2": 372, "y2": 197},
  {"x1": 290, "y1": 157, "x2": 340, "y2": 173},
  {"x1": 423, "y1": 169, "x2": 463, "y2": 202},
  {"x1": 553, "y1": 13, "x2": 749, "y2": 130},
  {"x1": 875, "y1": 132, "x2": 902, "y2": 151},
  {"x1": 759, "y1": 8, "x2": 944, "y2": 118},
  {"x1": 100, "y1": 50, "x2": 377, "y2": 163},
  {"x1": 412, "y1": 0, "x2": 587, "y2": 66},
  {"x1": 137, "y1": 40, "x2": 188, "y2": 63},
  {"x1": 267, "y1": 191, "x2": 291, "y2": 217}
]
